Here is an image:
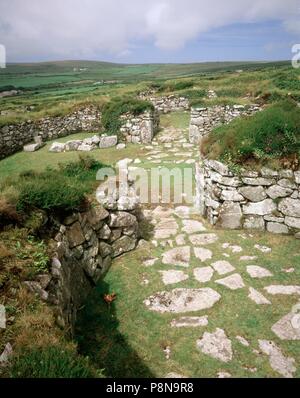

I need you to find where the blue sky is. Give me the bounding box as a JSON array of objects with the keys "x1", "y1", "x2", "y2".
[{"x1": 0, "y1": 0, "x2": 299, "y2": 63}]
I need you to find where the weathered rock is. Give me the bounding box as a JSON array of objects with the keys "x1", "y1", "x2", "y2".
[
  {"x1": 258, "y1": 340, "x2": 296, "y2": 378},
  {"x1": 97, "y1": 224, "x2": 111, "y2": 240},
  {"x1": 162, "y1": 247, "x2": 190, "y2": 267},
  {"x1": 254, "y1": 244, "x2": 271, "y2": 253},
  {"x1": 0, "y1": 343, "x2": 13, "y2": 366},
  {"x1": 220, "y1": 189, "x2": 244, "y2": 202},
  {"x1": 278, "y1": 179, "x2": 296, "y2": 190},
  {"x1": 143, "y1": 258, "x2": 159, "y2": 267},
  {"x1": 244, "y1": 216, "x2": 265, "y2": 231},
  {"x1": 267, "y1": 222, "x2": 289, "y2": 234},
  {"x1": 197, "y1": 328, "x2": 233, "y2": 363},
  {"x1": 242, "y1": 178, "x2": 275, "y2": 186},
  {"x1": 217, "y1": 202, "x2": 242, "y2": 229},
  {"x1": 171, "y1": 316, "x2": 208, "y2": 328},
  {"x1": 0, "y1": 305, "x2": 6, "y2": 329},
  {"x1": 99, "y1": 242, "x2": 112, "y2": 258},
  {"x1": 144, "y1": 288, "x2": 221, "y2": 313},
  {"x1": 205, "y1": 160, "x2": 232, "y2": 176},
  {"x1": 266, "y1": 185, "x2": 293, "y2": 200},
  {"x1": 264, "y1": 285, "x2": 300, "y2": 296},
  {"x1": 285, "y1": 217, "x2": 300, "y2": 229},
  {"x1": 295, "y1": 171, "x2": 300, "y2": 184},
  {"x1": 176, "y1": 234, "x2": 186, "y2": 246},
  {"x1": 278, "y1": 198, "x2": 300, "y2": 217},
  {"x1": 272, "y1": 311, "x2": 300, "y2": 341},
  {"x1": 194, "y1": 248, "x2": 213, "y2": 262},
  {"x1": 66, "y1": 222, "x2": 85, "y2": 248},
  {"x1": 248, "y1": 287, "x2": 271, "y2": 305},
  {"x1": 236, "y1": 336, "x2": 250, "y2": 347},
  {"x1": 246, "y1": 266, "x2": 273, "y2": 279},
  {"x1": 49, "y1": 142, "x2": 65, "y2": 152},
  {"x1": 243, "y1": 199, "x2": 277, "y2": 216},
  {"x1": 182, "y1": 220, "x2": 206, "y2": 234},
  {"x1": 154, "y1": 218, "x2": 179, "y2": 239},
  {"x1": 112, "y1": 236, "x2": 136, "y2": 257},
  {"x1": 159, "y1": 270, "x2": 189, "y2": 285},
  {"x1": 189, "y1": 234, "x2": 219, "y2": 245},
  {"x1": 78, "y1": 143, "x2": 93, "y2": 152},
  {"x1": 194, "y1": 267, "x2": 214, "y2": 283},
  {"x1": 99, "y1": 135, "x2": 118, "y2": 149},
  {"x1": 24, "y1": 281, "x2": 48, "y2": 301},
  {"x1": 216, "y1": 274, "x2": 245, "y2": 290},
  {"x1": 211, "y1": 261, "x2": 235, "y2": 276},
  {"x1": 174, "y1": 206, "x2": 190, "y2": 219},
  {"x1": 109, "y1": 212, "x2": 137, "y2": 228},
  {"x1": 116, "y1": 144, "x2": 126, "y2": 150},
  {"x1": 65, "y1": 140, "x2": 83, "y2": 151},
  {"x1": 23, "y1": 142, "x2": 44, "y2": 152}
]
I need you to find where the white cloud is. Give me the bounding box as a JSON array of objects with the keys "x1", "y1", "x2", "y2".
[{"x1": 0, "y1": 0, "x2": 299, "y2": 60}]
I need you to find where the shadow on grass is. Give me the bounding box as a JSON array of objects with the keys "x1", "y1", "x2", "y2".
[{"x1": 75, "y1": 280, "x2": 155, "y2": 378}]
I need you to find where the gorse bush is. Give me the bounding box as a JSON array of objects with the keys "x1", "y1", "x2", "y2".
[
  {"x1": 102, "y1": 96, "x2": 153, "y2": 136},
  {"x1": 10, "y1": 346, "x2": 97, "y2": 378},
  {"x1": 59, "y1": 154, "x2": 106, "y2": 180},
  {"x1": 202, "y1": 100, "x2": 300, "y2": 167}
]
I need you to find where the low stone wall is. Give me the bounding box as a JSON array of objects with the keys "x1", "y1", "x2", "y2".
[
  {"x1": 139, "y1": 93, "x2": 189, "y2": 113},
  {"x1": 196, "y1": 159, "x2": 300, "y2": 237},
  {"x1": 120, "y1": 110, "x2": 160, "y2": 144},
  {"x1": 0, "y1": 106, "x2": 102, "y2": 159},
  {"x1": 189, "y1": 105, "x2": 261, "y2": 144}
]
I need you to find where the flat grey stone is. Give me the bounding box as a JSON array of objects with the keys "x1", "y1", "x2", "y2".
[
  {"x1": 266, "y1": 185, "x2": 293, "y2": 200},
  {"x1": 285, "y1": 217, "x2": 300, "y2": 229},
  {"x1": 197, "y1": 328, "x2": 233, "y2": 363},
  {"x1": 78, "y1": 143, "x2": 93, "y2": 152},
  {"x1": 182, "y1": 220, "x2": 206, "y2": 234},
  {"x1": 171, "y1": 316, "x2": 208, "y2": 328},
  {"x1": 244, "y1": 216, "x2": 265, "y2": 231},
  {"x1": 211, "y1": 261, "x2": 235, "y2": 276},
  {"x1": 154, "y1": 217, "x2": 179, "y2": 239},
  {"x1": 254, "y1": 244, "x2": 271, "y2": 253},
  {"x1": 99, "y1": 135, "x2": 118, "y2": 149},
  {"x1": 174, "y1": 206, "x2": 191, "y2": 218},
  {"x1": 0, "y1": 305, "x2": 6, "y2": 329},
  {"x1": 267, "y1": 222, "x2": 289, "y2": 235},
  {"x1": 143, "y1": 258, "x2": 159, "y2": 267},
  {"x1": 239, "y1": 186, "x2": 267, "y2": 202},
  {"x1": 49, "y1": 142, "x2": 65, "y2": 152},
  {"x1": 217, "y1": 372, "x2": 232, "y2": 378},
  {"x1": 216, "y1": 274, "x2": 245, "y2": 290},
  {"x1": 175, "y1": 234, "x2": 186, "y2": 246},
  {"x1": 162, "y1": 247, "x2": 190, "y2": 267},
  {"x1": 272, "y1": 311, "x2": 300, "y2": 340},
  {"x1": 246, "y1": 266, "x2": 273, "y2": 279},
  {"x1": 159, "y1": 270, "x2": 189, "y2": 285},
  {"x1": 243, "y1": 199, "x2": 277, "y2": 216},
  {"x1": 194, "y1": 248, "x2": 213, "y2": 262},
  {"x1": 248, "y1": 287, "x2": 271, "y2": 305},
  {"x1": 23, "y1": 142, "x2": 44, "y2": 152},
  {"x1": 220, "y1": 189, "x2": 244, "y2": 202},
  {"x1": 236, "y1": 336, "x2": 250, "y2": 347},
  {"x1": 240, "y1": 256, "x2": 258, "y2": 261},
  {"x1": 144, "y1": 288, "x2": 221, "y2": 313},
  {"x1": 264, "y1": 285, "x2": 300, "y2": 296},
  {"x1": 190, "y1": 234, "x2": 218, "y2": 246},
  {"x1": 0, "y1": 343, "x2": 13, "y2": 365},
  {"x1": 259, "y1": 340, "x2": 296, "y2": 378},
  {"x1": 194, "y1": 267, "x2": 214, "y2": 283},
  {"x1": 278, "y1": 198, "x2": 300, "y2": 217},
  {"x1": 217, "y1": 202, "x2": 242, "y2": 229}
]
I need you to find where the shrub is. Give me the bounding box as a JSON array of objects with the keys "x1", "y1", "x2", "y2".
[
  {"x1": 0, "y1": 198, "x2": 21, "y2": 227},
  {"x1": 101, "y1": 96, "x2": 153, "y2": 136},
  {"x1": 10, "y1": 346, "x2": 96, "y2": 378},
  {"x1": 202, "y1": 100, "x2": 300, "y2": 167},
  {"x1": 59, "y1": 154, "x2": 106, "y2": 181},
  {"x1": 273, "y1": 72, "x2": 300, "y2": 91}
]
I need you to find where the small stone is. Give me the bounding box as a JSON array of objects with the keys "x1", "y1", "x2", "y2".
[
  {"x1": 171, "y1": 316, "x2": 208, "y2": 328},
  {"x1": 162, "y1": 247, "x2": 190, "y2": 267},
  {"x1": 211, "y1": 261, "x2": 235, "y2": 275},
  {"x1": 258, "y1": 340, "x2": 296, "y2": 378},
  {"x1": 0, "y1": 343, "x2": 13, "y2": 366},
  {"x1": 236, "y1": 336, "x2": 250, "y2": 347},
  {"x1": 99, "y1": 135, "x2": 118, "y2": 149},
  {"x1": 182, "y1": 220, "x2": 206, "y2": 234},
  {"x1": 194, "y1": 267, "x2": 214, "y2": 283},
  {"x1": 194, "y1": 248, "x2": 213, "y2": 262},
  {"x1": 216, "y1": 274, "x2": 245, "y2": 290},
  {"x1": 248, "y1": 287, "x2": 271, "y2": 305},
  {"x1": 239, "y1": 186, "x2": 267, "y2": 202},
  {"x1": 174, "y1": 206, "x2": 190, "y2": 219},
  {"x1": 246, "y1": 266, "x2": 273, "y2": 279},
  {"x1": 190, "y1": 234, "x2": 218, "y2": 246},
  {"x1": 285, "y1": 217, "x2": 300, "y2": 229},
  {"x1": 240, "y1": 256, "x2": 258, "y2": 261},
  {"x1": 243, "y1": 199, "x2": 277, "y2": 216},
  {"x1": 0, "y1": 305, "x2": 6, "y2": 329},
  {"x1": 143, "y1": 258, "x2": 159, "y2": 267},
  {"x1": 175, "y1": 234, "x2": 186, "y2": 246},
  {"x1": 49, "y1": 142, "x2": 65, "y2": 152},
  {"x1": 197, "y1": 328, "x2": 233, "y2": 363},
  {"x1": 266, "y1": 185, "x2": 293, "y2": 200},
  {"x1": 159, "y1": 270, "x2": 189, "y2": 285},
  {"x1": 244, "y1": 216, "x2": 265, "y2": 231},
  {"x1": 217, "y1": 372, "x2": 232, "y2": 378},
  {"x1": 116, "y1": 144, "x2": 126, "y2": 150},
  {"x1": 165, "y1": 373, "x2": 187, "y2": 379},
  {"x1": 254, "y1": 244, "x2": 271, "y2": 253},
  {"x1": 267, "y1": 222, "x2": 289, "y2": 234},
  {"x1": 264, "y1": 285, "x2": 300, "y2": 296}
]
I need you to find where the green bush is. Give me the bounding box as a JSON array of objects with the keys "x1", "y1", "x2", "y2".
[
  {"x1": 273, "y1": 72, "x2": 300, "y2": 91},
  {"x1": 157, "y1": 80, "x2": 194, "y2": 92},
  {"x1": 10, "y1": 346, "x2": 97, "y2": 378},
  {"x1": 59, "y1": 154, "x2": 106, "y2": 181},
  {"x1": 101, "y1": 96, "x2": 153, "y2": 136},
  {"x1": 202, "y1": 100, "x2": 300, "y2": 166}
]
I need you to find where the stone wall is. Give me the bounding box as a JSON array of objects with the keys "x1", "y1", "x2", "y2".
[
  {"x1": 120, "y1": 110, "x2": 160, "y2": 144},
  {"x1": 0, "y1": 106, "x2": 102, "y2": 159},
  {"x1": 195, "y1": 159, "x2": 300, "y2": 238},
  {"x1": 139, "y1": 92, "x2": 190, "y2": 113},
  {"x1": 189, "y1": 104, "x2": 261, "y2": 144}
]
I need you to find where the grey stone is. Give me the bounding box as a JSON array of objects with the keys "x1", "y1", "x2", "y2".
[
  {"x1": 261, "y1": 167, "x2": 279, "y2": 177},
  {"x1": 272, "y1": 311, "x2": 300, "y2": 341},
  {"x1": 246, "y1": 266, "x2": 273, "y2": 279},
  {"x1": 0, "y1": 305, "x2": 6, "y2": 329},
  {"x1": 171, "y1": 316, "x2": 208, "y2": 328},
  {"x1": 143, "y1": 258, "x2": 159, "y2": 267},
  {"x1": 182, "y1": 220, "x2": 206, "y2": 234},
  {"x1": 190, "y1": 234, "x2": 219, "y2": 246},
  {"x1": 99, "y1": 242, "x2": 112, "y2": 258},
  {"x1": 243, "y1": 199, "x2": 277, "y2": 216},
  {"x1": 206, "y1": 160, "x2": 232, "y2": 176},
  {"x1": 217, "y1": 202, "x2": 242, "y2": 229},
  {"x1": 248, "y1": 287, "x2": 271, "y2": 305},
  {"x1": 220, "y1": 189, "x2": 244, "y2": 202},
  {"x1": 254, "y1": 244, "x2": 271, "y2": 253},
  {"x1": 109, "y1": 212, "x2": 137, "y2": 228},
  {"x1": 264, "y1": 215, "x2": 285, "y2": 223},
  {"x1": 162, "y1": 247, "x2": 190, "y2": 267},
  {"x1": 216, "y1": 274, "x2": 245, "y2": 290},
  {"x1": 99, "y1": 135, "x2": 118, "y2": 149},
  {"x1": 23, "y1": 142, "x2": 44, "y2": 152},
  {"x1": 264, "y1": 285, "x2": 300, "y2": 296},
  {"x1": 244, "y1": 216, "x2": 265, "y2": 231},
  {"x1": 197, "y1": 328, "x2": 233, "y2": 363},
  {"x1": 267, "y1": 222, "x2": 289, "y2": 235},
  {"x1": 194, "y1": 248, "x2": 213, "y2": 262},
  {"x1": 258, "y1": 340, "x2": 296, "y2": 378},
  {"x1": 159, "y1": 270, "x2": 189, "y2": 285},
  {"x1": 23, "y1": 281, "x2": 48, "y2": 301},
  {"x1": 49, "y1": 142, "x2": 65, "y2": 152},
  {"x1": 278, "y1": 179, "x2": 296, "y2": 189},
  {"x1": 211, "y1": 261, "x2": 235, "y2": 275},
  {"x1": 194, "y1": 267, "x2": 214, "y2": 283},
  {"x1": 266, "y1": 185, "x2": 293, "y2": 199},
  {"x1": 210, "y1": 172, "x2": 241, "y2": 187},
  {"x1": 144, "y1": 288, "x2": 221, "y2": 313},
  {"x1": 97, "y1": 224, "x2": 111, "y2": 240},
  {"x1": 242, "y1": 178, "x2": 275, "y2": 186},
  {"x1": 0, "y1": 343, "x2": 13, "y2": 366},
  {"x1": 112, "y1": 236, "x2": 136, "y2": 257},
  {"x1": 278, "y1": 198, "x2": 300, "y2": 217},
  {"x1": 154, "y1": 218, "x2": 179, "y2": 239},
  {"x1": 66, "y1": 222, "x2": 85, "y2": 248},
  {"x1": 285, "y1": 216, "x2": 300, "y2": 229},
  {"x1": 116, "y1": 143, "x2": 126, "y2": 150},
  {"x1": 78, "y1": 143, "x2": 93, "y2": 152},
  {"x1": 239, "y1": 186, "x2": 267, "y2": 202},
  {"x1": 236, "y1": 336, "x2": 250, "y2": 347},
  {"x1": 294, "y1": 171, "x2": 300, "y2": 184}
]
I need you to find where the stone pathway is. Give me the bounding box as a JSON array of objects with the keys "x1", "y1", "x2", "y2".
[{"x1": 138, "y1": 125, "x2": 300, "y2": 378}]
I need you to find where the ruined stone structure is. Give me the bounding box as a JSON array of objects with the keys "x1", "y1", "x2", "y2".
[
  {"x1": 120, "y1": 110, "x2": 160, "y2": 144},
  {"x1": 195, "y1": 159, "x2": 300, "y2": 237},
  {"x1": 189, "y1": 104, "x2": 261, "y2": 145},
  {"x1": 139, "y1": 92, "x2": 190, "y2": 113}
]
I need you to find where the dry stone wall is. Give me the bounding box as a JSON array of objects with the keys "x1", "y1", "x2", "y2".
[
  {"x1": 189, "y1": 105, "x2": 261, "y2": 144},
  {"x1": 120, "y1": 110, "x2": 160, "y2": 144},
  {"x1": 195, "y1": 159, "x2": 300, "y2": 237},
  {"x1": 139, "y1": 92, "x2": 190, "y2": 113},
  {"x1": 0, "y1": 106, "x2": 102, "y2": 159}
]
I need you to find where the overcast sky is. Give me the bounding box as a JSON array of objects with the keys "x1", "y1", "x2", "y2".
[{"x1": 0, "y1": 0, "x2": 299, "y2": 63}]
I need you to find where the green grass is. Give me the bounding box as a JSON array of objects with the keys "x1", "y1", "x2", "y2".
[{"x1": 202, "y1": 100, "x2": 300, "y2": 168}]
